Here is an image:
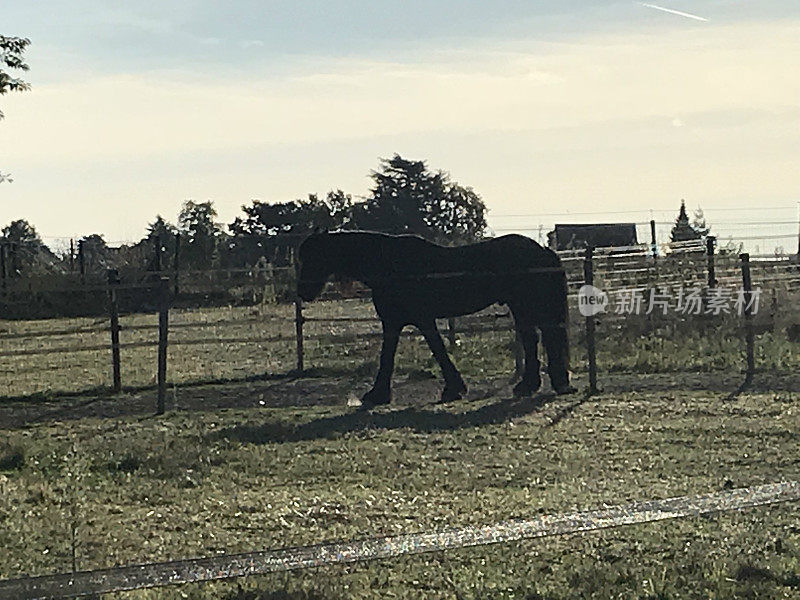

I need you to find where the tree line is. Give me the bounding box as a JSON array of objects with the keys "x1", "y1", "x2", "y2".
[{"x1": 0, "y1": 155, "x2": 488, "y2": 277}]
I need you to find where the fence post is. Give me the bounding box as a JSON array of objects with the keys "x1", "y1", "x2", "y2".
[
  {"x1": 584, "y1": 246, "x2": 598, "y2": 395},
  {"x1": 107, "y1": 269, "x2": 122, "y2": 393},
  {"x1": 447, "y1": 318, "x2": 456, "y2": 347},
  {"x1": 157, "y1": 277, "x2": 170, "y2": 414},
  {"x1": 294, "y1": 259, "x2": 304, "y2": 373},
  {"x1": 0, "y1": 243, "x2": 6, "y2": 293},
  {"x1": 650, "y1": 220, "x2": 658, "y2": 259},
  {"x1": 78, "y1": 240, "x2": 86, "y2": 284},
  {"x1": 706, "y1": 236, "x2": 717, "y2": 288},
  {"x1": 154, "y1": 236, "x2": 163, "y2": 274},
  {"x1": 740, "y1": 253, "x2": 755, "y2": 385},
  {"x1": 513, "y1": 329, "x2": 524, "y2": 380},
  {"x1": 173, "y1": 232, "x2": 181, "y2": 297}
]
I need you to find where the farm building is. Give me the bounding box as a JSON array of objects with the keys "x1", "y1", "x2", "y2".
[{"x1": 547, "y1": 223, "x2": 638, "y2": 250}]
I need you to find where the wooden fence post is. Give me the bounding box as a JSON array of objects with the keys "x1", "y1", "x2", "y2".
[
  {"x1": 706, "y1": 236, "x2": 717, "y2": 288},
  {"x1": 154, "y1": 236, "x2": 163, "y2": 273},
  {"x1": 78, "y1": 240, "x2": 86, "y2": 284},
  {"x1": 584, "y1": 246, "x2": 598, "y2": 395},
  {"x1": 0, "y1": 243, "x2": 6, "y2": 293},
  {"x1": 173, "y1": 233, "x2": 181, "y2": 297},
  {"x1": 293, "y1": 258, "x2": 304, "y2": 373},
  {"x1": 740, "y1": 253, "x2": 755, "y2": 385},
  {"x1": 650, "y1": 220, "x2": 658, "y2": 260},
  {"x1": 107, "y1": 269, "x2": 122, "y2": 393},
  {"x1": 157, "y1": 277, "x2": 170, "y2": 414}
]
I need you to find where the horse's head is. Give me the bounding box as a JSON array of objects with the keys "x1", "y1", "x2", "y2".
[{"x1": 297, "y1": 232, "x2": 332, "y2": 301}]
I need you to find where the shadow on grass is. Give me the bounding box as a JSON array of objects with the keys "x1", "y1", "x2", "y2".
[{"x1": 212, "y1": 393, "x2": 555, "y2": 444}]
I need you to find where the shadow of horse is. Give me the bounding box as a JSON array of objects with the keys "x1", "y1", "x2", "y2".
[{"x1": 213, "y1": 393, "x2": 559, "y2": 445}]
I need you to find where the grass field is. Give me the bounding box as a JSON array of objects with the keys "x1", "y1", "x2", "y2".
[{"x1": 2, "y1": 296, "x2": 800, "y2": 599}]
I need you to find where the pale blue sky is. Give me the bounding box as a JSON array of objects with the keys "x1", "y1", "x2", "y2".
[{"x1": 1, "y1": 1, "x2": 798, "y2": 245}]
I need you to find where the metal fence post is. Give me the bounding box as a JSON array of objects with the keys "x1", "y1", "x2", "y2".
[
  {"x1": 447, "y1": 318, "x2": 456, "y2": 347},
  {"x1": 584, "y1": 246, "x2": 598, "y2": 395},
  {"x1": 293, "y1": 258, "x2": 304, "y2": 373},
  {"x1": 740, "y1": 253, "x2": 755, "y2": 385},
  {"x1": 157, "y1": 277, "x2": 170, "y2": 414},
  {"x1": 107, "y1": 269, "x2": 122, "y2": 393},
  {"x1": 706, "y1": 236, "x2": 717, "y2": 288}
]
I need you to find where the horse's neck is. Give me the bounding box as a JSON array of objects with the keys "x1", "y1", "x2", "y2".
[{"x1": 331, "y1": 233, "x2": 384, "y2": 281}]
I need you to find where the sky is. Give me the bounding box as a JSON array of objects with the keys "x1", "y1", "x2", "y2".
[{"x1": 1, "y1": 1, "x2": 798, "y2": 248}]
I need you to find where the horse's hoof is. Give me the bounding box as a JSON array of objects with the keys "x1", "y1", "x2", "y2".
[
  {"x1": 440, "y1": 381, "x2": 467, "y2": 403},
  {"x1": 513, "y1": 380, "x2": 541, "y2": 397},
  {"x1": 554, "y1": 384, "x2": 577, "y2": 395},
  {"x1": 359, "y1": 388, "x2": 391, "y2": 410}
]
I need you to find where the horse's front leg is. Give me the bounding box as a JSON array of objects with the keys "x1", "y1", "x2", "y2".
[
  {"x1": 513, "y1": 327, "x2": 542, "y2": 397},
  {"x1": 361, "y1": 320, "x2": 401, "y2": 409},
  {"x1": 419, "y1": 321, "x2": 467, "y2": 403}
]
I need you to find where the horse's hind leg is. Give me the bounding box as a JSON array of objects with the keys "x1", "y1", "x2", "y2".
[
  {"x1": 361, "y1": 320, "x2": 401, "y2": 409},
  {"x1": 419, "y1": 321, "x2": 467, "y2": 403}
]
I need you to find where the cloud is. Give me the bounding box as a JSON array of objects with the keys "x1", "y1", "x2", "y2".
[{"x1": 239, "y1": 39, "x2": 265, "y2": 49}]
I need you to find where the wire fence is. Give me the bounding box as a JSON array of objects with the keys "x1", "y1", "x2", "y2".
[{"x1": 1, "y1": 239, "x2": 798, "y2": 403}]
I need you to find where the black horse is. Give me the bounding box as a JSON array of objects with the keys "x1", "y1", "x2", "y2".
[{"x1": 297, "y1": 231, "x2": 575, "y2": 409}]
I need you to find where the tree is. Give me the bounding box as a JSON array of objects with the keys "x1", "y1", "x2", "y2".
[
  {"x1": 178, "y1": 200, "x2": 222, "y2": 269},
  {"x1": 1, "y1": 35, "x2": 31, "y2": 183},
  {"x1": 1, "y1": 219, "x2": 57, "y2": 275},
  {"x1": 77, "y1": 234, "x2": 110, "y2": 273},
  {"x1": 355, "y1": 154, "x2": 487, "y2": 244},
  {"x1": 0, "y1": 35, "x2": 30, "y2": 119},
  {"x1": 670, "y1": 200, "x2": 709, "y2": 244},
  {"x1": 231, "y1": 190, "x2": 353, "y2": 237}
]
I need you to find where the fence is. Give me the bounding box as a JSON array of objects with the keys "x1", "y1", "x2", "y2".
[{"x1": 1, "y1": 238, "x2": 798, "y2": 405}]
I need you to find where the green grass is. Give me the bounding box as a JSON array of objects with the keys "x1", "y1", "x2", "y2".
[
  {"x1": 1, "y1": 298, "x2": 800, "y2": 598},
  {"x1": 2, "y1": 373, "x2": 799, "y2": 598}
]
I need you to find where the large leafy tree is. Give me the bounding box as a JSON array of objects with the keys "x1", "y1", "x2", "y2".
[
  {"x1": 1, "y1": 219, "x2": 57, "y2": 275},
  {"x1": 231, "y1": 190, "x2": 353, "y2": 237},
  {"x1": 178, "y1": 200, "x2": 223, "y2": 269},
  {"x1": 355, "y1": 155, "x2": 487, "y2": 244},
  {"x1": 1, "y1": 35, "x2": 31, "y2": 183}
]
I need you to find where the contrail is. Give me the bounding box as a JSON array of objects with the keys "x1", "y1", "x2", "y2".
[{"x1": 640, "y1": 3, "x2": 709, "y2": 22}]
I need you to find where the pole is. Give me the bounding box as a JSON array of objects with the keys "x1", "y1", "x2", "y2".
[
  {"x1": 740, "y1": 253, "x2": 755, "y2": 385},
  {"x1": 157, "y1": 277, "x2": 170, "y2": 414},
  {"x1": 293, "y1": 257, "x2": 304, "y2": 373},
  {"x1": 706, "y1": 236, "x2": 717, "y2": 288},
  {"x1": 78, "y1": 240, "x2": 86, "y2": 284},
  {"x1": 173, "y1": 232, "x2": 181, "y2": 297},
  {"x1": 107, "y1": 269, "x2": 122, "y2": 393},
  {"x1": 584, "y1": 246, "x2": 598, "y2": 395},
  {"x1": 0, "y1": 243, "x2": 6, "y2": 293},
  {"x1": 447, "y1": 318, "x2": 456, "y2": 347},
  {"x1": 154, "y1": 236, "x2": 162, "y2": 274},
  {"x1": 650, "y1": 219, "x2": 658, "y2": 259},
  {"x1": 69, "y1": 238, "x2": 75, "y2": 272}
]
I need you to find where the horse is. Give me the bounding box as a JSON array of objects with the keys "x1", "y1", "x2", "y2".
[{"x1": 297, "y1": 231, "x2": 575, "y2": 409}]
